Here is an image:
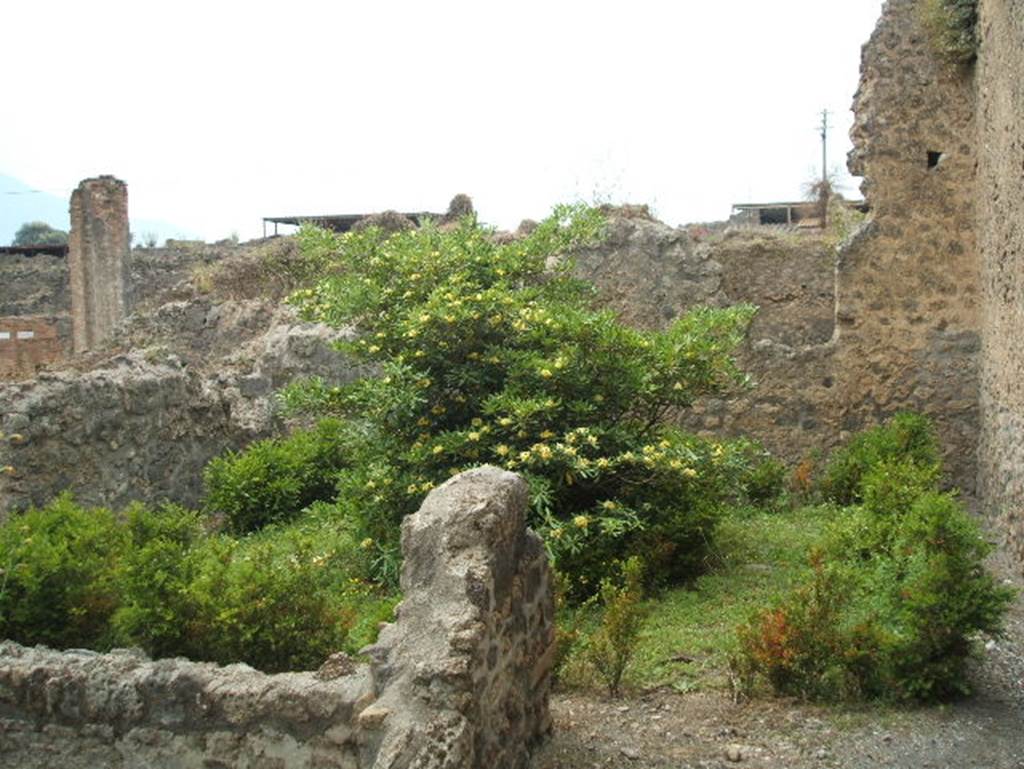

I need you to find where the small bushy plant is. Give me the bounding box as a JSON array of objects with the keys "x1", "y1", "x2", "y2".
[
  {"x1": 819, "y1": 412, "x2": 939, "y2": 506},
  {"x1": 283, "y1": 206, "x2": 756, "y2": 591},
  {"x1": 583, "y1": 557, "x2": 648, "y2": 697},
  {"x1": 737, "y1": 418, "x2": 1013, "y2": 702},
  {"x1": 919, "y1": 0, "x2": 979, "y2": 63},
  {"x1": 203, "y1": 418, "x2": 351, "y2": 533}
]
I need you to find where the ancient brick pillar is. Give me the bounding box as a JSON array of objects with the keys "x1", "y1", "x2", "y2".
[{"x1": 68, "y1": 176, "x2": 129, "y2": 352}]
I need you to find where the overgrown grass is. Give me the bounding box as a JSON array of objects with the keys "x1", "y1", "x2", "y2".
[{"x1": 558, "y1": 504, "x2": 834, "y2": 693}]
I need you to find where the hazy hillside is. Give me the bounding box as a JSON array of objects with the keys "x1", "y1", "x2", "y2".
[{"x1": 0, "y1": 173, "x2": 196, "y2": 246}]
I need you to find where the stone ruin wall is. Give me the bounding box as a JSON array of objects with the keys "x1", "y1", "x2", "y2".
[
  {"x1": 976, "y1": 0, "x2": 1024, "y2": 562},
  {"x1": 835, "y1": 0, "x2": 981, "y2": 492},
  {"x1": 0, "y1": 466, "x2": 556, "y2": 769},
  {"x1": 571, "y1": 213, "x2": 839, "y2": 468}
]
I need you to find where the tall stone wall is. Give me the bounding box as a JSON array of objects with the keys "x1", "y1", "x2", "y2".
[
  {"x1": 68, "y1": 176, "x2": 130, "y2": 353},
  {"x1": 0, "y1": 466, "x2": 555, "y2": 769},
  {"x1": 571, "y1": 211, "x2": 840, "y2": 465},
  {"x1": 976, "y1": 0, "x2": 1024, "y2": 561},
  {"x1": 835, "y1": 0, "x2": 981, "y2": 490}
]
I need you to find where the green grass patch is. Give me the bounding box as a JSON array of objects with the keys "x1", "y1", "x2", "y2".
[{"x1": 559, "y1": 504, "x2": 834, "y2": 693}]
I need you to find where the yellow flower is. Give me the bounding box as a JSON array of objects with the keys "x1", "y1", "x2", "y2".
[
  {"x1": 495, "y1": 444, "x2": 510, "y2": 456},
  {"x1": 594, "y1": 394, "x2": 605, "y2": 403},
  {"x1": 683, "y1": 468, "x2": 699, "y2": 478},
  {"x1": 433, "y1": 445, "x2": 444, "y2": 455},
  {"x1": 540, "y1": 369, "x2": 553, "y2": 378},
  {"x1": 573, "y1": 515, "x2": 589, "y2": 529},
  {"x1": 432, "y1": 405, "x2": 446, "y2": 415},
  {"x1": 673, "y1": 381, "x2": 683, "y2": 391},
  {"x1": 468, "y1": 431, "x2": 481, "y2": 442},
  {"x1": 368, "y1": 345, "x2": 381, "y2": 353},
  {"x1": 365, "y1": 480, "x2": 377, "y2": 489},
  {"x1": 471, "y1": 417, "x2": 483, "y2": 427},
  {"x1": 417, "y1": 417, "x2": 431, "y2": 427},
  {"x1": 498, "y1": 417, "x2": 514, "y2": 427},
  {"x1": 601, "y1": 500, "x2": 617, "y2": 510},
  {"x1": 360, "y1": 538, "x2": 374, "y2": 550},
  {"x1": 540, "y1": 430, "x2": 555, "y2": 440},
  {"x1": 550, "y1": 527, "x2": 563, "y2": 539}
]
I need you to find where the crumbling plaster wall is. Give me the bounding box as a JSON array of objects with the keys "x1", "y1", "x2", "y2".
[
  {"x1": 976, "y1": 0, "x2": 1024, "y2": 562},
  {"x1": 836, "y1": 0, "x2": 981, "y2": 491},
  {"x1": 0, "y1": 466, "x2": 555, "y2": 769}
]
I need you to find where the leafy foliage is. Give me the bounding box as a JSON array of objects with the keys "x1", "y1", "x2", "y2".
[
  {"x1": 919, "y1": 0, "x2": 979, "y2": 63},
  {"x1": 0, "y1": 497, "x2": 396, "y2": 672},
  {"x1": 583, "y1": 557, "x2": 648, "y2": 697},
  {"x1": 0, "y1": 494, "x2": 124, "y2": 649},
  {"x1": 736, "y1": 418, "x2": 1013, "y2": 702},
  {"x1": 203, "y1": 418, "x2": 351, "y2": 533},
  {"x1": 12, "y1": 221, "x2": 68, "y2": 247},
  {"x1": 818, "y1": 412, "x2": 939, "y2": 506},
  {"x1": 283, "y1": 205, "x2": 756, "y2": 591}
]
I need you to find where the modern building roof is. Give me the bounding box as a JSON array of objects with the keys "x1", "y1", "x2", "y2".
[{"x1": 261, "y1": 212, "x2": 442, "y2": 235}]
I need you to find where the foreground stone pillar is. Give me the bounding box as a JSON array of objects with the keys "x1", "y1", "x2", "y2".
[{"x1": 68, "y1": 176, "x2": 129, "y2": 352}]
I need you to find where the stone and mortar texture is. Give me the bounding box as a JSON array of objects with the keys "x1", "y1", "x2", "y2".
[
  {"x1": 835, "y1": 0, "x2": 982, "y2": 492},
  {"x1": 975, "y1": 0, "x2": 1024, "y2": 563},
  {"x1": 0, "y1": 466, "x2": 556, "y2": 769},
  {"x1": 570, "y1": 207, "x2": 840, "y2": 467}
]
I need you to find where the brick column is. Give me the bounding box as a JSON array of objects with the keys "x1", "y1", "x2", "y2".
[{"x1": 68, "y1": 176, "x2": 129, "y2": 352}]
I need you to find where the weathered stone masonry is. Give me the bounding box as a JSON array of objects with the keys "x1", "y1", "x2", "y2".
[
  {"x1": 976, "y1": 0, "x2": 1024, "y2": 563},
  {"x1": 0, "y1": 466, "x2": 556, "y2": 769},
  {"x1": 68, "y1": 176, "x2": 130, "y2": 353},
  {"x1": 836, "y1": 0, "x2": 981, "y2": 492}
]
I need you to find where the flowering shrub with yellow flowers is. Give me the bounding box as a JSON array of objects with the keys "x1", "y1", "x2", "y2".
[{"x1": 282, "y1": 205, "x2": 757, "y2": 593}]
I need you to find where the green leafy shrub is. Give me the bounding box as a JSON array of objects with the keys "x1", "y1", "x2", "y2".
[
  {"x1": 819, "y1": 412, "x2": 939, "y2": 506},
  {"x1": 739, "y1": 449, "x2": 788, "y2": 508},
  {"x1": 204, "y1": 418, "x2": 351, "y2": 533},
  {"x1": 115, "y1": 513, "x2": 395, "y2": 672},
  {"x1": 283, "y1": 206, "x2": 756, "y2": 592},
  {"x1": 0, "y1": 494, "x2": 125, "y2": 649},
  {"x1": 583, "y1": 557, "x2": 648, "y2": 697},
  {"x1": 737, "y1": 418, "x2": 1013, "y2": 702},
  {"x1": 919, "y1": 0, "x2": 979, "y2": 63}
]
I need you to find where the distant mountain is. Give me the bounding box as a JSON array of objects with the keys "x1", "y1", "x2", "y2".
[
  {"x1": 0, "y1": 174, "x2": 68, "y2": 245},
  {"x1": 0, "y1": 173, "x2": 197, "y2": 246}
]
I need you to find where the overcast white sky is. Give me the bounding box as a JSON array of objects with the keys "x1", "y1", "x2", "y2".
[{"x1": 2, "y1": 1, "x2": 884, "y2": 241}]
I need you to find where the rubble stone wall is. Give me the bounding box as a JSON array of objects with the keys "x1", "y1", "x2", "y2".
[
  {"x1": 835, "y1": 0, "x2": 981, "y2": 491},
  {"x1": 572, "y1": 212, "x2": 840, "y2": 465},
  {"x1": 976, "y1": 0, "x2": 1024, "y2": 561},
  {"x1": 0, "y1": 466, "x2": 555, "y2": 769}
]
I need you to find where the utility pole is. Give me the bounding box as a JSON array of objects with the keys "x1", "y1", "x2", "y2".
[
  {"x1": 819, "y1": 109, "x2": 830, "y2": 228},
  {"x1": 820, "y1": 109, "x2": 829, "y2": 186}
]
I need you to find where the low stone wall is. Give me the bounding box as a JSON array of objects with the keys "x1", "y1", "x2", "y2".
[
  {"x1": 0, "y1": 352, "x2": 266, "y2": 514},
  {"x1": 0, "y1": 466, "x2": 554, "y2": 769}
]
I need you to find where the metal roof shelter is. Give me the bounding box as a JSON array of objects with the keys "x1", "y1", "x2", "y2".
[
  {"x1": 730, "y1": 199, "x2": 868, "y2": 227},
  {"x1": 0, "y1": 244, "x2": 69, "y2": 257},
  {"x1": 261, "y1": 212, "x2": 442, "y2": 238}
]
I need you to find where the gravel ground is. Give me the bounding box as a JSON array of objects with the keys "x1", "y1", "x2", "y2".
[{"x1": 532, "y1": 545, "x2": 1024, "y2": 769}]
